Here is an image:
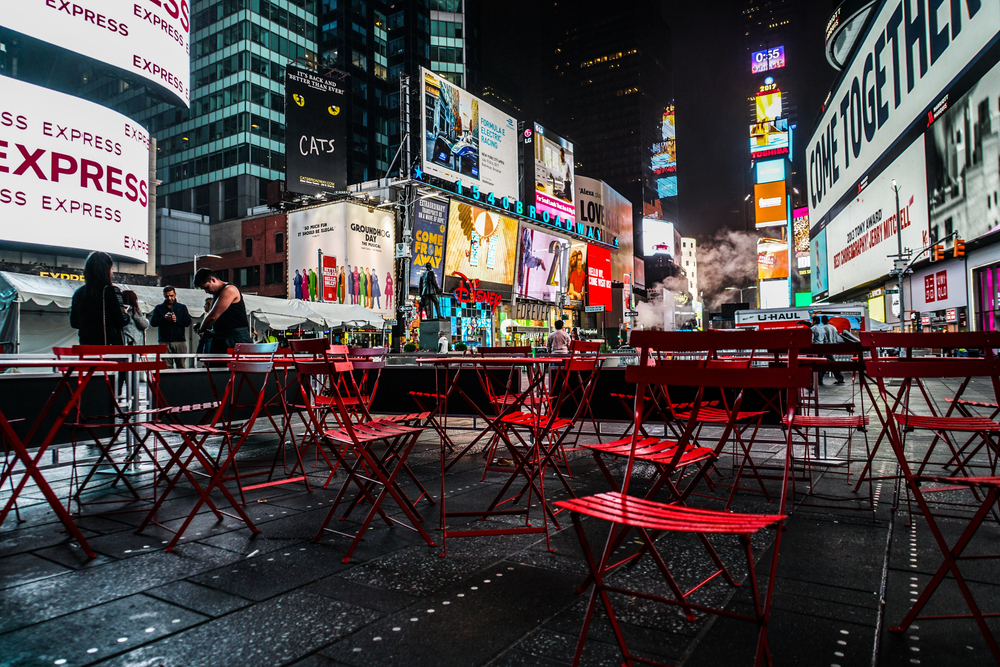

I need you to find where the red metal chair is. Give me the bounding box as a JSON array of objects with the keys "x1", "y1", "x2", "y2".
[
  {"x1": 862, "y1": 331, "x2": 1000, "y2": 660},
  {"x1": 136, "y1": 355, "x2": 276, "y2": 550},
  {"x1": 289, "y1": 340, "x2": 436, "y2": 562},
  {"x1": 554, "y1": 329, "x2": 811, "y2": 667}
]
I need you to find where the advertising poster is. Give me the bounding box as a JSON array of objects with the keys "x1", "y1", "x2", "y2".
[
  {"x1": 806, "y1": 0, "x2": 999, "y2": 223},
  {"x1": 927, "y1": 58, "x2": 1000, "y2": 244},
  {"x1": 1, "y1": 0, "x2": 191, "y2": 106},
  {"x1": 750, "y1": 118, "x2": 789, "y2": 157},
  {"x1": 757, "y1": 238, "x2": 789, "y2": 280},
  {"x1": 760, "y1": 278, "x2": 790, "y2": 309},
  {"x1": 826, "y1": 138, "x2": 928, "y2": 296},
  {"x1": 287, "y1": 202, "x2": 395, "y2": 315},
  {"x1": 0, "y1": 76, "x2": 151, "y2": 262},
  {"x1": 322, "y1": 255, "x2": 338, "y2": 302},
  {"x1": 444, "y1": 201, "x2": 519, "y2": 292},
  {"x1": 567, "y1": 241, "x2": 588, "y2": 305},
  {"x1": 421, "y1": 68, "x2": 518, "y2": 201},
  {"x1": 587, "y1": 244, "x2": 612, "y2": 310},
  {"x1": 751, "y1": 46, "x2": 785, "y2": 74},
  {"x1": 642, "y1": 219, "x2": 680, "y2": 259},
  {"x1": 515, "y1": 225, "x2": 566, "y2": 302},
  {"x1": 528, "y1": 123, "x2": 575, "y2": 223},
  {"x1": 408, "y1": 197, "x2": 449, "y2": 289},
  {"x1": 652, "y1": 105, "x2": 677, "y2": 199},
  {"x1": 793, "y1": 207, "x2": 811, "y2": 272},
  {"x1": 756, "y1": 158, "x2": 785, "y2": 184},
  {"x1": 811, "y1": 227, "x2": 828, "y2": 298},
  {"x1": 756, "y1": 87, "x2": 782, "y2": 121},
  {"x1": 285, "y1": 68, "x2": 348, "y2": 196},
  {"x1": 755, "y1": 181, "x2": 787, "y2": 228},
  {"x1": 575, "y1": 176, "x2": 633, "y2": 281}
]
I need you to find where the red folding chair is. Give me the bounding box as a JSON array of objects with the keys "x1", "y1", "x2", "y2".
[
  {"x1": 862, "y1": 332, "x2": 1000, "y2": 660},
  {"x1": 290, "y1": 340, "x2": 436, "y2": 562},
  {"x1": 136, "y1": 356, "x2": 275, "y2": 551},
  {"x1": 555, "y1": 329, "x2": 811, "y2": 667}
]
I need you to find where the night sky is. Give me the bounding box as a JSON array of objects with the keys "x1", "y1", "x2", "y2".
[{"x1": 481, "y1": 0, "x2": 840, "y2": 240}]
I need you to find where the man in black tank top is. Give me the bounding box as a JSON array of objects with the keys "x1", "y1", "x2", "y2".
[{"x1": 194, "y1": 268, "x2": 252, "y2": 353}]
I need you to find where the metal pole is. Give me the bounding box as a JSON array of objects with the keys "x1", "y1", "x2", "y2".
[
  {"x1": 318, "y1": 249, "x2": 324, "y2": 302},
  {"x1": 893, "y1": 183, "x2": 905, "y2": 332}
]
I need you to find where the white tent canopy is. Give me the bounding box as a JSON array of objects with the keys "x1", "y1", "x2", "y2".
[{"x1": 0, "y1": 271, "x2": 389, "y2": 353}]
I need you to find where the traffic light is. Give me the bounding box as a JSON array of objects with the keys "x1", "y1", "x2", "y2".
[
  {"x1": 954, "y1": 238, "x2": 966, "y2": 258},
  {"x1": 932, "y1": 243, "x2": 944, "y2": 261}
]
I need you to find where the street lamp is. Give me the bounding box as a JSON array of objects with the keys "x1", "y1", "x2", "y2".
[
  {"x1": 891, "y1": 179, "x2": 905, "y2": 331},
  {"x1": 724, "y1": 285, "x2": 758, "y2": 303},
  {"x1": 193, "y1": 253, "x2": 221, "y2": 285}
]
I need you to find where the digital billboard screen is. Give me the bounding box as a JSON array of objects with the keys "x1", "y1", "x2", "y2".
[
  {"x1": 444, "y1": 200, "x2": 519, "y2": 293},
  {"x1": 568, "y1": 241, "x2": 588, "y2": 304},
  {"x1": 751, "y1": 46, "x2": 785, "y2": 74},
  {"x1": 526, "y1": 123, "x2": 575, "y2": 223},
  {"x1": 575, "y1": 176, "x2": 634, "y2": 282},
  {"x1": 515, "y1": 225, "x2": 567, "y2": 303},
  {"x1": 754, "y1": 181, "x2": 787, "y2": 228},
  {"x1": 284, "y1": 68, "x2": 348, "y2": 196},
  {"x1": 587, "y1": 244, "x2": 612, "y2": 310},
  {"x1": 750, "y1": 119, "x2": 789, "y2": 157},
  {"x1": 287, "y1": 202, "x2": 396, "y2": 315},
  {"x1": 760, "y1": 278, "x2": 790, "y2": 309},
  {"x1": 756, "y1": 88, "x2": 782, "y2": 122},
  {"x1": 0, "y1": 76, "x2": 151, "y2": 262},
  {"x1": 755, "y1": 158, "x2": 785, "y2": 184},
  {"x1": 1, "y1": 0, "x2": 191, "y2": 106},
  {"x1": 421, "y1": 68, "x2": 518, "y2": 202},
  {"x1": 757, "y1": 237, "x2": 789, "y2": 280},
  {"x1": 408, "y1": 198, "x2": 449, "y2": 289},
  {"x1": 642, "y1": 219, "x2": 678, "y2": 259}
]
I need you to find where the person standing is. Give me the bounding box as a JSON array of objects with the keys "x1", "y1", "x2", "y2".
[
  {"x1": 150, "y1": 286, "x2": 193, "y2": 369},
  {"x1": 546, "y1": 319, "x2": 571, "y2": 354},
  {"x1": 308, "y1": 268, "x2": 318, "y2": 301},
  {"x1": 70, "y1": 251, "x2": 129, "y2": 346},
  {"x1": 360, "y1": 267, "x2": 369, "y2": 308},
  {"x1": 352, "y1": 265, "x2": 361, "y2": 305},
  {"x1": 822, "y1": 315, "x2": 845, "y2": 384},
  {"x1": 338, "y1": 266, "x2": 346, "y2": 303},
  {"x1": 121, "y1": 291, "x2": 150, "y2": 346},
  {"x1": 194, "y1": 268, "x2": 252, "y2": 352},
  {"x1": 437, "y1": 331, "x2": 449, "y2": 353},
  {"x1": 384, "y1": 272, "x2": 393, "y2": 310},
  {"x1": 346, "y1": 265, "x2": 355, "y2": 304},
  {"x1": 418, "y1": 262, "x2": 442, "y2": 319},
  {"x1": 293, "y1": 269, "x2": 304, "y2": 300}
]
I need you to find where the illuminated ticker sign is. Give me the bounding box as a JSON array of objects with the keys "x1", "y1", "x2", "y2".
[{"x1": 751, "y1": 46, "x2": 785, "y2": 74}]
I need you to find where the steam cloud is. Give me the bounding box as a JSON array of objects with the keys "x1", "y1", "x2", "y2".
[
  {"x1": 635, "y1": 278, "x2": 688, "y2": 329},
  {"x1": 695, "y1": 229, "x2": 758, "y2": 311}
]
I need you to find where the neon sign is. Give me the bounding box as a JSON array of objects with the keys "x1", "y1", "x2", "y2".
[
  {"x1": 452, "y1": 271, "x2": 502, "y2": 312},
  {"x1": 411, "y1": 166, "x2": 618, "y2": 249}
]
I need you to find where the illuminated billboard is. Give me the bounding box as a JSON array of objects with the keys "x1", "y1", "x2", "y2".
[
  {"x1": 757, "y1": 237, "x2": 789, "y2": 280},
  {"x1": 587, "y1": 244, "x2": 612, "y2": 310},
  {"x1": 755, "y1": 159, "x2": 785, "y2": 184},
  {"x1": 0, "y1": 76, "x2": 151, "y2": 262},
  {"x1": 652, "y1": 105, "x2": 677, "y2": 198},
  {"x1": 760, "y1": 278, "x2": 790, "y2": 309},
  {"x1": 1, "y1": 0, "x2": 191, "y2": 106},
  {"x1": 444, "y1": 200, "x2": 519, "y2": 292},
  {"x1": 642, "y1": 219, "x2": 679, "y2": 259},
  {"x1": 751, "y1": 46, "x2": 785, "y2": 74},
  {"x1": 750, "y1": 118, "x2": 789, "y2": 157},
  {"x1": 284, "y1": 68, "x2": 348, "y2": 196},
  {"x1": 515, "y1": 225, "x2": 567, "y2": 302},
  {"x1": 408, "y1": 198, "x2": 449, "y2": 289},
  {"x1": 421, "y1": 68, "x2": 519, "y2": 202},
  {"x1": 755, "y1": 87, "x2": 782, "y2": 122},
  {"x1": 825, "y1": 138, "x2": 928, "y2": 297},
  {"x1": 806, "y1": 0, "x2": 1000, "y2": 224},
  {"x1": 287, "y1": 203, "x2": 395, "y2": 315},
  {"x1": 524, "y1": 123, "x2": 575, "y2": 223},
  {"x1": 576, "y1": 176, "x2": 634, "y2": 282},
  {"x1": 754, "y1": 181, "x2": 787, "y2": 228}
]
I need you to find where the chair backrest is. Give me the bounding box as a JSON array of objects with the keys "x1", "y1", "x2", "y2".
[
  {"x1": 232, "y1": 341, "x2": 278, "y2": 361},
  {"x1": 477, "y1": 346, "x2": 532, "y2": 356},
  {"x1": 348, "y1": 346, "x2": 386, "y2": 371},
  {"x1": 860, "y1": 331, "x2": 1000, "y2": 379},
  {"x1": 625, "y1": 330, "x2": 812, "y2": 389},
  {"x1": 211, "y1": 357, "x2": 276, "y2": 434},
  {"x1": 70, "y1": 344, "x2": 167, "y2": 374},
  {"x1": 289, "y1": 338, "x2": 329, "y2": 355}
]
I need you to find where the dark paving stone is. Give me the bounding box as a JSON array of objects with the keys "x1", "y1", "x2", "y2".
[
  {"x1": 320, "y1": 563, "x2": 580, "y2": 667},
  {"x1": 145, "y1": 579, "x2": 253, "y2": 617},
  {"x1": 0, "y1": 551, "x2": 72, "y2": 590},
  {"x1": 305, "y1": 575, "x2": 419, "y2": 614},
  {"x1": 0, "y1": 543, "x2": 240, "y2": 633},
  {"x1": 288, "y1": 655, "x2": 354, "y2": 667},
  {"x1": 0, "y1": 521, "x2": 99, "y2": 559},
  {"x1": 96, "y1": 590, "x2": 381, "y2": 667},
  {"x1": 768, "y1": 515, "x2": 885, "y2": 591},
  {"x1": 33, "y1": 543, "x2": 117, "y2": 570},
  {"x1": 187, "y1": 541, "x2": 352, "y2": 601},
  {"x1": 195, "y1": 510, "x2": 319, "y2": 555},
  {"x1": 0, "y1": 593, "x2": 206, "y2": 667}
]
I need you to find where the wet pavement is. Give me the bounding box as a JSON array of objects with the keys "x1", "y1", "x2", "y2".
[{"x1": 2, "y1": 378, "x2": 1000, "y2": 666}]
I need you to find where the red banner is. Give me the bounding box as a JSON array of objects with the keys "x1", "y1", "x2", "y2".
[
  {"x1": 587, "y1": 244, "x2": 612, "y2": 310},
  {"x1": 322, "y1": 255, "x2": 338, "y2": 302}
]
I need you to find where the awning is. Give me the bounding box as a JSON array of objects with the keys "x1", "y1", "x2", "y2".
[{"x1": 251, "y1": 312, "x2": 309, "y2": 330}]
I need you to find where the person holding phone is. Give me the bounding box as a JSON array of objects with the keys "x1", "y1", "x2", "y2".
[{"x1": 150, "y1": 285, "x2": 193, "y2": 368}]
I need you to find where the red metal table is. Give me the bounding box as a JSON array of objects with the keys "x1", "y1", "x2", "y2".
[
  {"x1": 0, "y1": 358, "x2": 117, "y2": 559},
  {"x1": 416, "y1": 356, "x2": 569, "y2": 555}
]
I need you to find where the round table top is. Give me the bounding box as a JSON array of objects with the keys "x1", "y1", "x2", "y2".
[
  {"x1": 415, "y1": 356, "x2": 569, "y2": 366},
  {"x1": 0, "y1": 359, "x2": 118, "y2": 369}
]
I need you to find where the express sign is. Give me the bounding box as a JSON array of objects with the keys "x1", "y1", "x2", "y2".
[
  {"x1": 0, "y1": 76, "x2": 151, "y2": 261},
  {"x1": 2, "y1": 0, "x2": 191, "y2": 106}
]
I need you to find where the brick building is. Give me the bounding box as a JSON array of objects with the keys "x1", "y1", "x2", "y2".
[{"x1": 162, "y1": 213, "x2": 288, "y2": 299}]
